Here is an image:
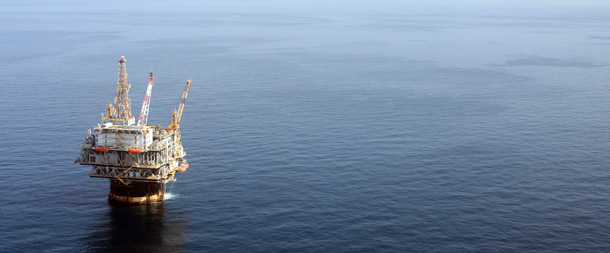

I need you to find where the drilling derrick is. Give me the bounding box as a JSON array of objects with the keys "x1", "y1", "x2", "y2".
[
  {"x1": 107, "y1": 56, "x2": 135, "y2": 126},
  {"x1": 76, "y1": 56, "x2": 192, "y2": 205}
]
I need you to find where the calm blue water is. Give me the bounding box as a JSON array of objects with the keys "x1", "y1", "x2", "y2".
[{"x1": 2, "y1": 1, "x2": 610, "y2": 252}]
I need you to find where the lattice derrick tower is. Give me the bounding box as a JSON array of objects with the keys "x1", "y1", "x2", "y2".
[{"x1": 108, "y1": 56, "x2": 134, "y2": 124}]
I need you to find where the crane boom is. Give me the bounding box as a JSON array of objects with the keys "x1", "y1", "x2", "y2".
[
  {"x1": 168, "y1": 79, "x2": 192, "y2": 130},
  {"x1": 137, "y1": 71, "x2": 154, "y2": 126}
]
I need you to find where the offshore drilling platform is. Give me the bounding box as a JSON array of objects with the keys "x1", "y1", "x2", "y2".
[{"x1": 76, "y1": 56, "x2": 191, "y2": 204}]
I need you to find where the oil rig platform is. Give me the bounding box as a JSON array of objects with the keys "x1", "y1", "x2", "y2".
[{"x1": 76, "y1": 56, "x2": 191, "y2": 204}]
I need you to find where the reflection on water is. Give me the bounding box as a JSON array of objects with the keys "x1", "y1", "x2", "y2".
[{"x1": 86, "y1": 203, "x2": 187, "y2": 252}]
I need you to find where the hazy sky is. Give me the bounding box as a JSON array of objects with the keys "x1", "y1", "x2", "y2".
[{"x1": 3, "y1": 0, "x2": 610, "y2": 14}]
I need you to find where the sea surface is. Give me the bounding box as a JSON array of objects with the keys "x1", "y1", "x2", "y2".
[{"x1": 1, "y1": 1, "x2": 610, "y2": 252}]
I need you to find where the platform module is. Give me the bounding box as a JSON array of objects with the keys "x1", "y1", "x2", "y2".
[{"x1": 76, "y1": 56, "x2": 191, "y2": 204}]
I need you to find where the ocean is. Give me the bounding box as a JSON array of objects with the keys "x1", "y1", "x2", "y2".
[{"x1": 1, "y1": 1, "x2": 610, "y2": 252}]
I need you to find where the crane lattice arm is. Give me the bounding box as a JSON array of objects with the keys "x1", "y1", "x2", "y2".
[
  {"x1": 137, "y1": 71, "x2": 154, "y2": 126},
  {"x1": 168, "y1": 79, "x2": 192, "y2": 130}
]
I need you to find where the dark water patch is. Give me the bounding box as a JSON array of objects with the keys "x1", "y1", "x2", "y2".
[
  {"x1": 502, "y1": 56, "x2": 605, "y2": 68},
  {"x1": 85, "y1": 204, "x2": 188, "y2": 252},
  {"x1": 589, "y1": 36, "x2": 610, "y2": 41}
]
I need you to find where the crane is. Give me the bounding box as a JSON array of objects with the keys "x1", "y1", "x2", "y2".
[
  {"x1": 168, "y1": 79, "x2": 192, "y2": 130},
  {"x1": 137, "y1": 71, "x2": 154, "y2": 126}
]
